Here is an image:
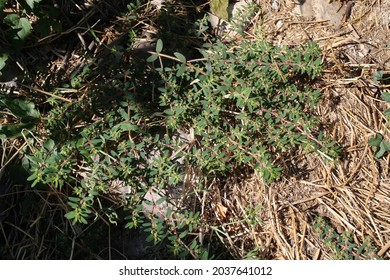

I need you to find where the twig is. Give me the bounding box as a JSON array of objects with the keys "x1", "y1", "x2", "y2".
[{"x1": 20, "y1": 84, "x2": 72, "y2": 102}]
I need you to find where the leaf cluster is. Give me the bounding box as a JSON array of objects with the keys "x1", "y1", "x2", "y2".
[
  {"x1": 368, "y1": 91, "x2": 390, "y2": 158},
  {"x1": 0, "y1": 97, "x2": 40, "y2": 138},
  {"x1": 154, "y1": 35, "x2": 337, "y2": 182},
  {"x1": 314, "y1": 217, "x2": 381, "y2": 260}
]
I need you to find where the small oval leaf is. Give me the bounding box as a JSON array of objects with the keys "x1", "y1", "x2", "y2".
[
  {"x1": 381, "y1": 91, "x2": 390, "y2": 103},
  {"x1": 156, "y1": 39, "x2": 163, "y2": 53},
  {"x1": 174, "y1": 52, "x2": 186, "y2": 63},
  {"x1": 176, "y1": 64, "x2": 186, "y2": 77},
  {"x1": 65, "y1": 211, "x2": 76, "y2": 220},
  {"x1": 179, "y1": 230, "x2": 188, "y2": 239},
  {"x1": 156, "y1": 195, "x2": 167, "y2": 205},
  {"x1": 147, "y1": 53, "x2": 158, "y2": 62}
]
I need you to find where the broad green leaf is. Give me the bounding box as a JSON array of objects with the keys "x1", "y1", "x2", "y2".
[
  {"x1": 373, "y1": 140, "x2": 390, "y2": 158},
  {"x1": 118, "y1": 122, "x2": 139, "y2": 132},
  {"x1": 0, "y1": 98, "x2": 40, "y2": 121},
  {"x1": 43, "y1": 139, "x2": 55, "y2": 151},
  {"x1": 374, "y1": 144, "x2": 387, "y2": 159},
  {"x1": 89, "y1": 190, "x2": 99, "y2": 196},
  {"x1": 3, "y1": 14, "x2": 19, "y2": 26},
  {"x1": 4, "y1": 15, "x2": 32, "y2": 41},
  {"x1": 368, "y1": 133, "x2": 383, "y2": 147},
  {"x1": 155, "y1": 39, "x2": 163, "y2": 53},
  {"x1": 3, "y1": 14, "x2": 32, "y2": 50},
  {"x1": 210, "y1": 0, "x2": 229, "y2": 21},
  {"x1": 381, "y1": 91, "x2": 390, "y2": 103},
  {"x1": 0, "y1": 122, "x2": 35, "y2": 139},
  {"x1": 382, "y1": 140, "x2": 390, "y2": 152},
  {"x1": 384, "y1": 108, "x2": 390, "y2": 117},
  {"x1": 174, "y1": 52, "x2": 186, "y2": 63}
]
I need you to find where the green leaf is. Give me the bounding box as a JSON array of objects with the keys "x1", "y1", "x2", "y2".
[
  {"x1": 200, "y1": 250, "x2": 209, "y2": 260},
  {"x1": 68, "y1": 197, "x2": 80, "y2": 202},
  {"x1": 118, "y1": 122, "x2": 139, "y2": 132},
  {"x1": 156, "y1": 195, "x2": 167, "y2": 205},
  {"x1": 0, "y1": 98, "x2": 40, "y2": 122},
  {"x1": 147, "y1": 53, "x2": 158, "y2": 62},
  {"x1": 156, "y1": 39, "x2": 163, "y2": 53},
  {"x1": 381, "y1": 91, "x2": 390, "y2": 103},
  {"x1": 79, "y1": 216, "x2": 88, "y2": 224},
  {"x1": 64, "y1": 211, "x2": 77, "y2": 220},
  {"x1": 382, "y1": 140, "x2": 390, "y2": 152},
  {"x1": 190, "y1": 240, "x2": 197, "y2": 250},
  {"x1": 210, "y1": 0, "x2": 229, "y2": 21},
  {"x1": 43, "y1": 139, "x2": 55, "y2": 151},
  {"x1": 3, "y1": 14, "x2": 19, "y2": 26},
  {"x1": 372, "y1": 71, "x2": 383, "y2": 83},
  {"x1": 374, "y1": 144, "x2": 387, "y2": 159},
  {"x1": 384, "y1": 108, "x2": 390, "y2": 117},
  {"x1": 25, "y1": 0, "x2": 42, "y2": 9},
  {"x1": 0, "y1": 122, "x2": 35, "y2": 139},
  {"x1": 67, "y1": 202, "x2": 78, "y2": 208},
  {"x1": 368, "y1": 133, "x2": 383, "y2": 147},
  {"x1": 357, "y1": 242, "x2": 367, "y2": 255},
  {"x1": 4, "y1": 15, "x2": 32, "y2": 41},
  {"x1": 27, "y1": 172, "x2": 37, "y2": 181},
  {"x1": 174, "y1": 52, "x2": 186, "y2": 63},
  {"x1": 179, "y1": 230, "x2": 188, "y2": 239},
  {"x1": 176, "y1": 64, "x2": 186, "y2": 77},
  {"x1": 118, "y1": 108, "x2": 129, "y2": 120},
  {"x1": 0, "y1": 53, "x2": 8, "y2": 72}
]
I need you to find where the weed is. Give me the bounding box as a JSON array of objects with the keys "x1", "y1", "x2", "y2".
[
  {"x1": 150, "y1": 31, "x2": 339, "y2": 182},
  {"x1": 314, "y1": 217, "x2": 381, "y2": 260},
  {"x1": 368, "y1": 91, "x2": 390, "y2": 158}
]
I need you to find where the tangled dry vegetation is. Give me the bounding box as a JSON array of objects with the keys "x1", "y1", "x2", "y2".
[{"x1": 1, "y1": 0, "x2": 389, "y2": 259}]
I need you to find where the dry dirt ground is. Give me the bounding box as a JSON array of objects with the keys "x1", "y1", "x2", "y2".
[{"x1": 206, "y1": 0, "x2": 390, "y2": 259}]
